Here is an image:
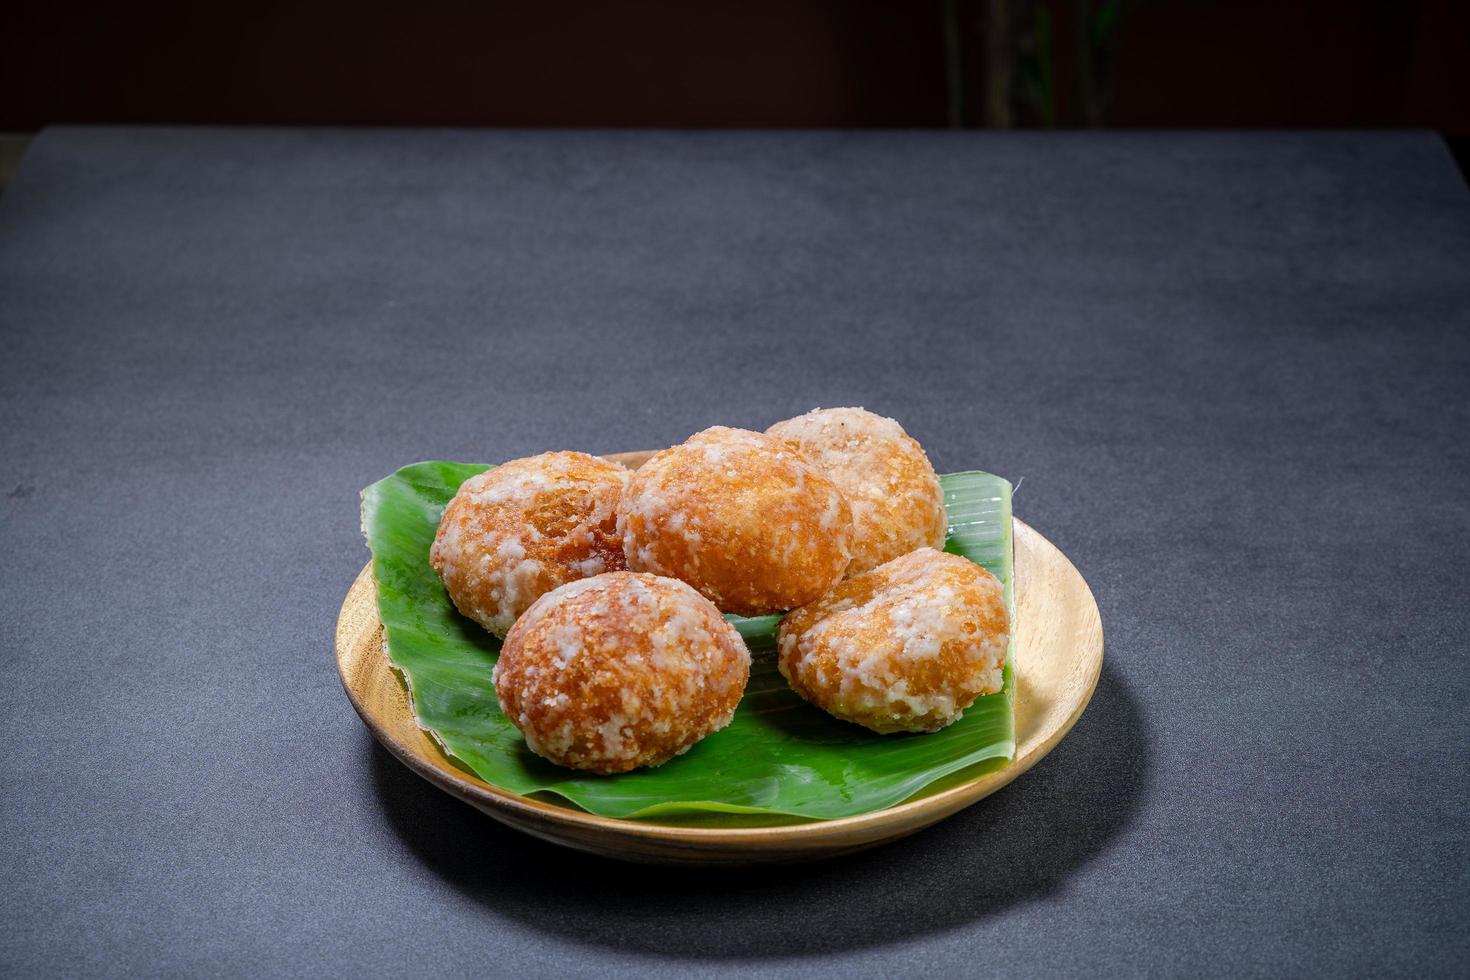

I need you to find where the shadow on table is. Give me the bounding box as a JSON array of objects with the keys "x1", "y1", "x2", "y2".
[{"x1": 370, "y1": 661, "x2": 1148, "y2": 960}]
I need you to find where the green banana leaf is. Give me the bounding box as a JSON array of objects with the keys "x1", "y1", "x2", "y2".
[{"x1": 361, "y1": 461, "x2": 1013, "y2": 822}]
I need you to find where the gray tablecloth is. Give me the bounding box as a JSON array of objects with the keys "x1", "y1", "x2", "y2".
[{"x1": 1, "y1": 127, "x2": 1466, "y2": 977}]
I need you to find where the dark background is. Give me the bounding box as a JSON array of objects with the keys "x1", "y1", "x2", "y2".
[
  {"x1": 2, "y1": 125, "x2": 1467, "y2": 977},
  {"x1": 4, "y1": 0, "x2": 1467, "y2": 135},
  {"x1": 3, "y1": 3, "x2": 1469, "y2": 976}
]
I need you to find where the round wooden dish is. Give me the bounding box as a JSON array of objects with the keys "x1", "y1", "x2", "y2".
[{"x1": 336, "y1": 451, "x2": 1103, "y2": 865}]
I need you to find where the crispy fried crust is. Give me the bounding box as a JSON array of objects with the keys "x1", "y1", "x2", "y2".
[
  {"x1": 430, "y1": 451, "x2": 629, "y2": 637},
  {"x1": 767, "y1": 407, "x2": 946, "y2": 576},
  {"x1": 777, "y1": 548, "x2": 1008, "y2": 734},
  {"x1": 495, "y1": 572, "x2": 751, "y2": 774},
  {"x1": 617, "y1": 426, "x2": 853, "y2": 615}
]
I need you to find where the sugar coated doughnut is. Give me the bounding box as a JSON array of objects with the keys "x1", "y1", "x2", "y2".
[
  {"x1": 431, "y1": 451, "x2": 628, "y2": 637},
  {"x1": 777, "y1": 548, "x2": 1008, "y2": 734},
  {"x1": 767, "y1": 407, "x2": 946, "y2": 575},
  {"x1": 617, "y1": 426, "x2": 852, "y2": 615},
  {"x1": 494, "y1": 572, "x2": 751, "y2": 773}
]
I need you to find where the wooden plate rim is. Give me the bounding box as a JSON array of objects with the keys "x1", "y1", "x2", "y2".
[{"x1": 336, "y1": 474, "x2": 1104, "y2": 844}]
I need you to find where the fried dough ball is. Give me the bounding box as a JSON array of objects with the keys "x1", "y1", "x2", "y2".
[
  {"x1": 617, "y1": 426, "x2": 853, "y2": 615},
  {"x1": 777, "y1": 547, "x2": 1009, "y2": 734},
  {"x1": 430, "y1": 451, "x2": 628, "y2": 637},
  {"x1": 767, "y1": 407, "x2": 946, "y2": 576},
  {"x1": 494, "y1": 572, "x2": 751, "y2": 774}
]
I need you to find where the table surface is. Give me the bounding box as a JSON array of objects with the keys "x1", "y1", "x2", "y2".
[{"x1": 1, "y1": 127, "x2": 1467, "y2": 978}]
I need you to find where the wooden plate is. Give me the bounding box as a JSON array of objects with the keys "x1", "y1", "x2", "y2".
[{"x1": 336, "y1": 451, "x2": 1104, "y2": 865}]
